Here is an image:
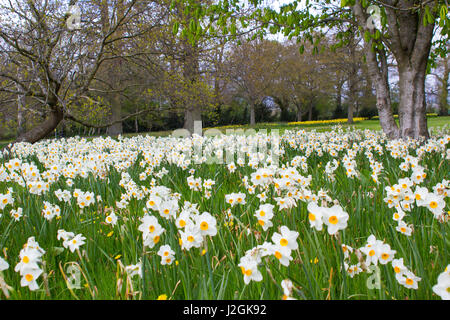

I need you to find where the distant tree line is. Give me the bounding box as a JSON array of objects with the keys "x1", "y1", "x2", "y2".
[{"x1": 0, "y1": 0, "x2": 448, "y2": 142}]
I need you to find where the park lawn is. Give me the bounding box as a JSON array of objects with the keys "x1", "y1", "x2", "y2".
[
  {"x1": 119, "y1": 116, "x2": 450, "y2": 139},
  {"x1": 1, "y1": 117, "x2": 449, "y2": 147},
  {"x1": 202, "y1": 116, "x2": 450, "y2": 135}
]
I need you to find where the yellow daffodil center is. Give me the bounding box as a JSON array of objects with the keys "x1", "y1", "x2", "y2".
[
  {"x1": 280, "y1": 238, "x2": 288, "y2": 246},
  {"x1": 369, "y1": 250, "x2": 375, "y2": 256},
  {"x1": 308, "y1": 213, "x2": 315, "y2": 221},
  {"x1": 25, "y1": 274, "x2": 33, "y2": 282},
  {"x1": 200, "y1": 221, "x2": 209, "y2": 231},
  {"x1": 149, "y1": 225, "x2": 155, "y2": 233},
  {"x1": 187, "y1": 236, "x2": 194, "y2": 242},
  {"x1": 329, "y1": 216, "x2": 338, "y2": 225},
  {"x1": 274, "y1": 251, "x2": 282, "y2": 259},
  {"x1": 381, "y1": 253, "x2": 389, "y2": 260},
  {"x1": 245, "y1": 269, "x2": 252, "y2": 276},
  {"x1": 179, "y1": 219, "x2": 186, "y2": 227},
  {"x1": 430, "y1": 201, "x2": 438, "y2": 209},
  {"x1": 394, "y1": 266, "x2": 401, "y2": 273},
  {"x1": 23, "y1": 256, "x2": 29, "y2": 264},
  {"x1": 153, "y1": 235, "x2": 160, "y2": 244},
  {"x1": 405, "y1": 278, "x2": 413, "y2": 285}
]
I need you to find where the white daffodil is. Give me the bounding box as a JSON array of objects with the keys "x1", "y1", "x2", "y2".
[
  {"x1": 307, "y1": 201, "x2": 324, "y2": 231},
  {"x1": 322, "y1": 204, "x2": 349, "y2": 235},
  {"x1": 194, "y1": 211, "x2": 217, "y2": 237},
  {"x1": 432, "y1": 265, "x2": 450, "y2": 300},
  {"x1": 271, "y1": 226, "x2": 299, "y2": 251}
]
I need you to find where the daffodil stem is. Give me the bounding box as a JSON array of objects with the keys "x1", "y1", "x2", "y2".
[
  {"x1": 141, "y1": 248, "x2": 147, "y2": 300},
  {"x1": 205, "y1": 239, "x2": 216, "y2": 299}
]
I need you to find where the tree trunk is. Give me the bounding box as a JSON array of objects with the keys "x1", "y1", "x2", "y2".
[
  {"x1": 16, "y1": 108, "x2": 63, "y2": 144},
  {"x1": 135, "y1": 114, "x2": 139, "y2": 133},
  {"x1": 347, "y1": 37, "x2": 357, "y2": 124},
  {"x1": 397, "y1": 62, "x2": 430, "y2": 139},
  {"x1": 296, "y1": 103, "x2": 302, "y2": 122},
  {"x1": 106, "y1": 93, "x2": 123, "y2": 136},
  {"x1": 353, "y1": 1, "x2": 399, "y2": 139},
  {"x1": 17, "y1": 92, "x2": 26, "y2": 137},
  {"x1": 184, "y1": 106, "x2": 202, "y2": 135},
  {"x1": 383, "y1": 1, "x2": 434, "y2": 139},
  {"x1": 308, "y1": 101, "x2": 313, "y2": 121},
  {"x1": 373, "y1": 55, "x2": 399, "y2": 139},
  {"x1": 104, "y1": 0, "x2": 124, "y2": 136},
  {"x1": 249, "y1": 103, "x2": 256, "y2": 125},
  {"x1": 439, "y1": 57, "x2": 449, "y2": 116},
  {"x1": 182, "y1": 33, "x2": 202, "y2": 135},
  {"x1": 16, "y1": 71, "x2": 26, "y2": 137},
  {"x1": 335, "y1": 81, "x2": 343, "y2": 119}
]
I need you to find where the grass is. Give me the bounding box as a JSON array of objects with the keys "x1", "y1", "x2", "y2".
[
  {"x1": 117, "y1": 116, "x2": 450, "y2": 139},
  {"x1": 202, "y1": 116, "x2": 450, "y2": 134},
  {"x1": 2, "y1": 117, "x2": 449, "y2": 144}
]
